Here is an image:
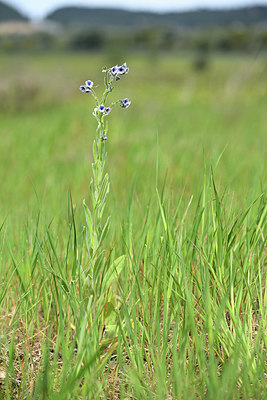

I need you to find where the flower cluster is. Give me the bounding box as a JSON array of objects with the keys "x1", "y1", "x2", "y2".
[
  {"x1": 80, "y1": 80, "x2": 94, "y2": 94},
  {"x1": 79, "y1": 62, "x2": 131, "y2": 141},
  {"x1": 110, "y1": 62, "x2": 129, "y2": 79},
  {"x1": 93, "y1": 105, "x2": 111, "y2": 116}
]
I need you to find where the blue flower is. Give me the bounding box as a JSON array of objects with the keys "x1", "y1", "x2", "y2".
[
  {"x1": 98, "y1": 105, "x2": 106, "y2": 113},
  {"x1": 85, "y1": 80, "x2": 94, "y2": 89},
  {"x1": 118, "y1": 66, "x2": 126, "y2": 75},
  {"x1": 118, "y1": 63, "x2": 129, "y2": 75},
  {"x1": 111, "y1": 65, "x2": 119, "y2": 76},
  {"x1": 120, "y1": 98, "x2": 131, "y2": 108},
  {"x1": 104, "y1": 107, "x2": 111, "y2": 115}
]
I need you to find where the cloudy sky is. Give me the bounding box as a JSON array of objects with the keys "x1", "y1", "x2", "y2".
[{"x1": 5, "y1": 0, "x2": 267, "y2": 19}]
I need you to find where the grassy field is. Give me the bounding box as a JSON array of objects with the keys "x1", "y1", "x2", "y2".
[{"x1": 0, "y1": 52, "x2": 266, "y2": 399}]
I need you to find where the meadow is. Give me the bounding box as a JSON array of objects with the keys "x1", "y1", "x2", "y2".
[{"x1": 0, "y1": 51, "x2": 266, "y2": 399}]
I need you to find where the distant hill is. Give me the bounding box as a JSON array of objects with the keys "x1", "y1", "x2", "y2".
[
  {"x1": 45, "y1": 6, "x2": 267, "y2": 29},
  {"x1": 0, "y1": 1, "x2": 28, "y2": 22}
]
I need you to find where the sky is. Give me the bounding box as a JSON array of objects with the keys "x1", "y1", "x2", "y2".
[{"x1": 5, "y1": 0, "x2": 267, "y2": 19}]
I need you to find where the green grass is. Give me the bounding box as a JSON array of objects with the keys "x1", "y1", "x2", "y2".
[{"x1": 0, "y1": 52, "x2": 266, "y2": 399}]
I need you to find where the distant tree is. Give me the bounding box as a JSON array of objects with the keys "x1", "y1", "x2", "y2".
[{"x1": 69, "y1": 31, "x2": 104, "y2": 50}]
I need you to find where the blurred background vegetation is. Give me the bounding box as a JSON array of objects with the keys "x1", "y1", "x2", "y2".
[{"x1": 0, "y1": 1, "x2": 267, "y2": 54}]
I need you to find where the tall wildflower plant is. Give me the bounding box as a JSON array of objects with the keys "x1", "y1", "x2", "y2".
[{"x1": 80, "y1": 63, "x2": 130, "y2": 296}]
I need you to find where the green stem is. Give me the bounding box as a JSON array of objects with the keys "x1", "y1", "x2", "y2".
[{"x1": 89, "y1": 117, "x2": 109, "y2": 267}]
